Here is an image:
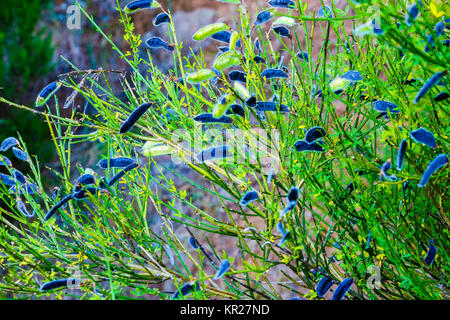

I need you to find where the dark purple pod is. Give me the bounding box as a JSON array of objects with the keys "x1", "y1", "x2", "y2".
[
  {"x1": 294, "y1": 140, "x2": 325, "y2": 152},
  {"x1": 261, "y1": 68, "x2": 288, "y2": 79},
  {"x1": 410, "y1": 128, "x2": 436, "y2": 148},
  {"x1": 272, "y1": 26, "x2": 290, "y2": 37},
  {"x1": 434, "y1": 91, "x2": 449, "y2": 102},
  {"x1": 253, "y1": 56, "x2": 265, "y2": 64},
  {"x1": 194, "y1": 113, "x2": 233, "y2": 124},
  {"x1": 229, "y1": 70, "x2": 247, "y2": 83},
  {"x1": 13, "y1": 170, "x2": 26, "y2": 184},
  {"x1": 254, "y1": 40, "x2": 262, "y2": 54},
  {"x1": 40, "y1": 279, "x2": 69, "y2": 291},
  {"x1": 340, "y1": 70, "x2": 363, "y2": 82},
  {"x1": 331, "y1": 278, "x2": 353, "y2": 300},
  {"x1": 108, "y1": 162, "x2": 139, "y2": 187},
  {"x1": 196, "y1": 145, "x2": 231, "y2": 162},
  {"x1": 245, "y1": 96, "x2": 256, "y2": 107},
  {"x1": 255, "y1": 10, "x2": 272, "y2": 26},
  {"x1": 418, "y1": 154, "x2": 448, "y2": 187},
  {"x1": 316, "y1": 277, "x2": 333, "y2": 298},
  {"x1": 44, "y1": 194, "x2": 74, "y2": 221},
  {"x1": 255, "y1": 101, "x2": 289, "y2": 112},
  {"x1": 172, "y1": 282, "x2": 199, "y2": 299},
  {"x1": 434, "y1": 20, "x2": 445, "y2": 37},
  {"x1": 226, "y1": 104, "x2": 245, "y2": 118},
  {"x1": 287, "y1": 186, "x2": 299, "y2": 203},
  {"x1": 211, "y1": 31, "x2": 241, "y2": 47},
  {"x1": 213, "y1": 259, "x2": 231, "y2": 280},
  {"x1": 12, "y1": 147, "x2": 28, "y2": 162},
  {"x1": 240, "y1": 190, "x2": 259, "y2": 206},
  {"x1": 189, "y1": 237, "x2": 199, "y2": 249},
  {"x1": 119, "y1": 102, "x2": 153, "y2": 134},
  {"x1": 0, "y1": 173, "x2": 15, "y2": 186},
  {"x1": 267, "y1": 0, "x2": 295, "y2": 9},
  {"x1": 0, "y1": 137, "x2": 19, "y2": 152},
  {"x1": 296, "y1": 51, "x2": 309, "y2": 62},
  {"x1": 424, "y1": 239, "x2": 437, "y2": 265},
  {"x1": 73, "y1": 174, "x2": 96, "y2": 192},
  {"x1": 379, "y1": 159, "x2": 397, "y2": 182},
  {"x1": 413, "y1": 71, "x2": 447, "y2": 104},
  {"x1": 146, "y1": 37, "x2": 174, "y2": 51},
  {"x1": 153, "y1": 12, "x2": 169, "y2": 26},
  {"x1": 97, "y1": 157, "x2": 136, "y2": 169},
  {"x1": 372, "y1": 100, "x2": 399, "y2": 117},
  {"x1": 0, "y1": 155, "x2": 12, "y2": 167},
  {"x1": 396, "y1": 139, "x2": 408, "y2": 171},
  {"x1": 304, "y1": 126, "x2": 326, "y2": 143}
]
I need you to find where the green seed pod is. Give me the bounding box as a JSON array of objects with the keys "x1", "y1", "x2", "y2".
[
  {"x1": 233, "y1": 82, "x2": 251, "y2": 101},
  {"x1": 186, "y1": 69, "x2": 217, "y2": 84},
  {"x1": 141, "y1": 141, "x2": 173, "y2": 157},
  {"x1": 229, "y1": 31, "x2": 240, "y2": 51},
  {"x1": 329, "y1": 77, "x2": 350, "y2": 92},
  {"x1": 213, "y1": 94, "x2": 237, "y2": 119},
  {"x1": 193, "y1": 23, "x2": 229, "y2": 41},
  {"x1": 213, "y1": 51, "x2": 241, "y2": 71},
  {"x1": 273, "y1": 16, "x2": 297, "y2": 26}
]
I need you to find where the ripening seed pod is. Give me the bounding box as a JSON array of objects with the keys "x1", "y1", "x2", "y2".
[
  {"x1": 97, "y1": 157, "x2": 136, "y2": 169},
  {"x1": 267, "y1": 0, "x2": 295, "y2": 9},
  {"x1": 119, "y1": 103, "x2": 153, "y2": 134},
  {"x1": 294, "y1": 140, "x2": 325, "y2": 152},
  {"x1": 11, "y1": 147, "x2": 28, "y2": 162},
  {"x1": 213, "y1": 51, "x2": 242, "y2": 71},
  {"x1": 331, "y1": 278, "x2": 353, "y2": 300},
  {"x1": 213, "y1": 94, "x2": 237, "y2": 118},
  {"x1": 44, "y1": 194, "x2": 74, "y2": 221},
  {"x1": 272, "y1": 26, "x2": 291, "y2": 37},
  {"x1": 396, "y1": 139, "x2": 408, "y2": 171},
  {"x1": 255, "y1": 11, "x2": 272, "y2": 26},
  {"x1": 35, "y1": 81, "x2": 62, "y2": 107},
  {"x1": 424, "y1": 239, "x2": 437, "y2": 265},
  {"x1": 304, "y1": 127, "x2": 326, "y2": 143},
  {"x1": 0, "y1": 137, "x2": 19, "y2": 152},
  {"x1": 146, "y1": 37, "x2": 174, "y2": 51},
  {"x1": 186, "y1": 69, "x2": 217, "y2": 84},
  {"x1": 261, "y1": 68, "x2": 288, "y2": 79},
  {"x1": 410, "y1": 128, "x2": 437, "y2": 148},
  {"x1": 194, "y1": 113, "x2": 233, "y2": 124},
  {"x1": 153, "y1": 12, "x2": 169, "y2": 26},
  {"x1": 316, "y1": 277, "x2": 333, "y2": 298},
  {"x1": 123, "y1": 0, "x2": 157, "y2": 14},
  {"x1": 240, "y1": 190, "x2": 259, "y2": 206},
  {"x1": 228, "y1": 70, "x2": 247, "y2": 83},
  {"x1": 193, "y1": 23, "x2": 229, "y2": 41},
  {"x1": 417, "y1": 154, "x2": 448, "y2": 187},
  {"x1": 413, "y1": 71, "x2": 447, "y2": 104}
]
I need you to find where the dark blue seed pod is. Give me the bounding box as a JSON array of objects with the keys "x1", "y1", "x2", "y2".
[
  {"x1": 98, "y1": 157, "x2": 136, "y2": 169},
  {"x1": 44, "y1": 194, "x2": 74, "y2": 221},
  {"x1": 276, "y1": 220, "x2": 286, "y2": 235},
  {"x1": 254, "y1": 101, "x2": 289, "y2": 112},
  {"x1": 331, "y1": 278, "x2": 353, "y2": 300},
  {"x1": 261, "y1": 68, "x2": 288, "y2": 79},
  {"x1": 240, "y1": 190, "x2": 259, "y2": 206},
  {"x1": 316, "y1": 277, "x2": 334, "y2": 298},
  {"x1": 281, "y1": 201, "x2": 296, "y2": 217},
  {"x1": 0, "y1": 173, "x2": 15, "y2": 186},
  {"x1": 189, "y1": 237, "x2": 199, "y2": 249},
  {"x1": 272, "y1": 26, "x2": 290, "y2": 37},
  {"x1": 0, "y1": 155, "x2": 12, "y2": 167},
  {"x1": 106, "y1": 169, "x2": 126, "y2": 187},
  {"x1": 253, "y1": 55, "x2": 265, "y2": 64},
  {"x1": 424, "y1": 240, "x2": 437, "y2": 265},
  {"x1": 226, "y1": 104, "x2": 245, "y2": 118},
  {"x1": 196, "y1": 145, "x2": 231, "y2": 162},
  {"x1": 287, "y1": 186, "x2": 299, "y2": 203},
  {"x1": 146, "y1": 37, "x2": 174, "y2": 51},
  {"x1": 172, "y1": 282, "x2": 199, "y2": 299},
  {"x1": 124, "y1": 0, "x2": 154, "y2": 14},
  {"x1": 413, "y1": 71, "x2": 447, "y2": 104},
  {"x1": 372, "y1": 100, "x2": 399, "y2": 118},
  {"x1": 418, "y1": 154, "x2": 448, "y2": 187},
  {"x1": 340, "y1": 70, "x2": 363, "y2": 82},
  {"x1": 296, "y1": 51, "x2": 309, "y2": 62},
  {"x1": 0, "y1": 137, "x2": 19, "y2": 152},
  {"x1": 410, "y1": 128, "x2": 436, "y2": 148},
  {"x1": 119, "y1": 103, "x2": 153, "y2": 134},
  {"x1": 255, "y1": 40, "x2": 262, "y2": 54},
  {"x1": 211, "y1": 31, "x2": 241, "y2": 47},
  {"x1": 318, "y1": 5, "x2": 333, "y2": 18},
  {"x1": 213, "y1": 259, "x2": 230, "y2": 280},
  {"x1": 74, "y1": 174, "x2": 96, "y2": 193},
  {"x1": 194, "y1": 113, "x2": 233, "y2": 124},
  {"x1": 267, "y1": 0, "x2": 295, "y2": 9},
  {"x1": 228, "y1": 70, "x2": 247, "y2": 83},
  {"x1": 434, "y1": 20, "x2": 445, "y2": 37},
  {"x1": 245, "y1": 96, "x2": 257, "y2": 107},
  {"x1": 294, "y1": 140, "x2": 325, "y2": 152},
  {"x1": 396, "y1": 139, "x2": 408, "y2": 171},
  {"x1": 35, "y1": 81, "x2": 61, "y2": 107},
  {"x1": 40, "y1": 279, "x2": 69, "y2": 291},
  {"x1": 379, "y1": 159, "x2": 397, "y2": 182},
  {"x1": 304, "y1": 126, "x2": 326, "y2": 143},
  {"x1": 255, "y1": 10, "x2": 272, "y2": 25},
  {"x1": 11, "y1": 147, "x2": 28, "y2": 162},
  {"x1": 405, "y1": 3, "x2": 419, "y2": 26},
  {"x1": 73, "y1": 187, "x2": 101, "y2": 200},
  {"x1": 153, "y1": 12, "x2": 169, "y2": 26},
  {"x1": 13, "y1": 170, "x2": 26, "y2": 184},
  {"x1": 434, "y1": 91, "x2": 449, "y2": 102}
]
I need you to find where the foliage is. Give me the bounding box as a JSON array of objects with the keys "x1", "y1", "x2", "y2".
[{"x1": 0, "y1": 0, "x2": 448, "y2": 300}]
